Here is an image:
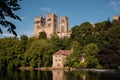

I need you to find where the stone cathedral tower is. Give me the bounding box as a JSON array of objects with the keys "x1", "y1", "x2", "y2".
[
  {"x1": 34, "y1": 16, "x2": 45, "y2": 37},
  {"x1": 59, "y1": 16, "x2": 69, "y2": 38},
  {"x1": 45, "y1": 14, "x2": 57, "y2": 38},
  {"x1": 34, "y1": 13, "x2": 70, "y2": 38}
]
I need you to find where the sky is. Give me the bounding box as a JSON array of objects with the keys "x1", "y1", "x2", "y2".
[{"x1": 1, "y1": 0, "x2": 120, "y2": 37}]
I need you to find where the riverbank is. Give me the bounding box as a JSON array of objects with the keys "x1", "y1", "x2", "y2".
[
  {"x1": 18, "y1": 67, "x2": 120, "y2": 72},
  {"x1": 19, "y1": 67, "x2": 79, "y2": 71},
  {"x1": 19, "y1": 67, "x2": 71, "y2": 71},
  {"x1": 79, "y1": 69, "x2": 120, "y2": 72}
]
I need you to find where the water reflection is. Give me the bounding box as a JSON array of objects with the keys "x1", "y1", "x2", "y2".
[
  {"x1": 52, "y1": 70, "x2": 66, "y2": 80},
  {"x1": 52, "y1": 70, "x2": 90, "y2": 80},
  {"x1": 0, "y1": 70, "x2": 52, "y2": 80},
  {"x1": 52, "y1": 70, "x2": 120, "y2": 80},
  {"x1": 0, "y1": 70, "x2": 120, "y2": 80},
  {"x1": 65, "y1": 70, "x2": 120, "y2": 80}
]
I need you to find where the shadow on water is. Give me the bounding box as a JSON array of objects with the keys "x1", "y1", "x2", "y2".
[{"x1": 0, "y1": 70, "x2": 120, "y2": 80}]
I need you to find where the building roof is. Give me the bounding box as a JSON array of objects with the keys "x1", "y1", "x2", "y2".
[{"x1": 54, "y1": 50, "x2": 71, "y2": 56}]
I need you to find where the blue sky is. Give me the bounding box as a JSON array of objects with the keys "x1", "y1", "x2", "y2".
[{"x1": 1, "y1": 0, "x2": 120, "y2": 37}]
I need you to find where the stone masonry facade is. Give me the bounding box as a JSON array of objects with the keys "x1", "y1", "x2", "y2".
[{"x1": 34, "y1": 13, "x2": 71, "y2": 38}]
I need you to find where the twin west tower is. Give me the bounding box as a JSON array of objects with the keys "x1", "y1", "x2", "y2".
[{"x1": 34, "y1": 13, "x2": 70, "y2": 38}]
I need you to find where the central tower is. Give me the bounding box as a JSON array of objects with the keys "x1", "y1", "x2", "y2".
[{"x1": 46, "y1": 13, "x2": 57, "y2": 38}]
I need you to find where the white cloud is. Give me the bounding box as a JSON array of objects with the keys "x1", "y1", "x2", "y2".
[
  {"x1": 40, "y1": 7, "x2": 56, "y2": 13},
  {"x1": 41, "y1": 7, "x2": 51, "y2": 12},
  {"x1": 109, "y1": 1, "x2": 120, "y2": 11}
]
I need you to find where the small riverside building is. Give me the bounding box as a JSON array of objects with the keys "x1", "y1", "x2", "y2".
[{"x1": 52, "y1": 50, "x2": 71, "y2": 68}]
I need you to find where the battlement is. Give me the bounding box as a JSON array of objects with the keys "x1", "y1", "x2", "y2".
[
  {"x1": 60, "y1": 16, "x2": 68, "y2": 19},
  {"x1": 46, "y1": 13, "x2": 57, "y2": 18},
  {"x1": 34, "y1": 16, "x2": 45, "y2": 22}
]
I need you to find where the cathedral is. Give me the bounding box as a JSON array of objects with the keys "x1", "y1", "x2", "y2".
[{"x1": 34, "y1": 13, "x2": 71, "y2": 38}]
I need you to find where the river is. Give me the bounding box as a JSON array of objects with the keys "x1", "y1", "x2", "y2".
[{"x1": 0, "y1": 70, "x2": 120, "y2": 80}]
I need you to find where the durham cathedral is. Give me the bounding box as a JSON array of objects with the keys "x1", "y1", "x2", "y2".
[{"x1": 34, "y1": 13, "x2": 71, "y2": 38}]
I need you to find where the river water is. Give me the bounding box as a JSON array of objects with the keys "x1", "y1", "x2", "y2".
[{"x1": 0, "y1": 70, "x2": 120, "y2": 80}]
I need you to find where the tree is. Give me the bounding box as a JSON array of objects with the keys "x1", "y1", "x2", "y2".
[
  {"x1": 20, "y1": 35, "x2": 28, "y2": 55},
  {"x1": 0, "y1": 37, "x2": 24, "y2": 69},
  {"x1": 65, "y1": 41, "x2": 82, "y2": 68},
  {"x1": 81, "y1": 43, "x2": 101, "y2": 68},
  {"x1": 98, "y1": 26, "x2": 120, "y2": 69},
  {"x1": 38, "y1": 31, "x2": 47, "y2": 39},
  {"x1": 23, "y1": 39, "x2": 55, "y2": 67},
  {"x1": 61, "y1": 37, "x2": 71, "y2": 50},
  {"x1": 71, "y1": 22, "x2": 95, "y2": 46},
  {"x1": 20, "y1": 35, "x2": 28, "y2": 41},
  {"x1": 50, "y1": 33, "x2": 62, "y2": 50},
  {"x1": 98, "y1": 46, "x2": 120, "y2": 69},
  {"x1": 0, "y1": 0, "x2": 22, "y2": 36}
]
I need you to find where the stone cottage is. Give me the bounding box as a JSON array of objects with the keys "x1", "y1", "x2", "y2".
[{"x1": 52, "y1": 50, "x2": 71, "y2": 68}]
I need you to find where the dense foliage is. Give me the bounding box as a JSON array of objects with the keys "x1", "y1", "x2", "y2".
[
  {"x1": 68, "y1": 20, "x2": 120, "y2": 69},
  {"x1": 0, "y1": 20, "x2": 120, "y2": 69},
  {"x1": 0, "y1": 35, "x2": 70, "y2": 69}
]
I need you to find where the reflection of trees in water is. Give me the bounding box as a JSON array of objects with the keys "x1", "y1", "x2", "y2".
[
  {"x1": 65, "y1": 71, "x2": 86, "y2": 80},
  {"x1": 0, "y1": 70, "x2": 53, "y2": 80},
  {"x1": 0, "y1": 70, "x2": 120, "y2": 80},
  {"x1": 21, "y1": 71, "x2": 52, "y2": 80},
  {"x1": 65, "y1": 71, "x2": 101, "y2": 80}
]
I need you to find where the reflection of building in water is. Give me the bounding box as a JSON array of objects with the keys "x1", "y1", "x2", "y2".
[
  {"x1": 52, "y1": 70, "x2": 66, "y2": 80},
  {"x1": 82, "y1": 75, "x2": 86, "y2": 80}
]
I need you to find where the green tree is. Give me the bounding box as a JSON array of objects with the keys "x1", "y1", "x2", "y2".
[
  {"x1": 98, "y1": 25, "x2": 120, "y2": 69},
  {"x1": 23, "y1": 39, "x2": 55, "y2": 67},
  {"x1": 81, "y1": 43, "x2": 101, "y2": 68},
  {"x1": 20, "y1": 35, "x2": 28, "y2": 41},
  {"x1": 61, "y1": 37, "x2": 71, "y2": 50},
  {"x1": 0, "y1": 37, "x2": 23, "y2": 69},
  {"x1": 71, "y1": 22, "x2": 95, "y2": 46},
  {"x1": 0, "y1": 0, "x2": 22, "y2": 36},
  {"x1": 50, "y1": 33, "x2": 62, "y2": 50},
  {"x1": 65, "y1": 41, "x2": 82, "y2": 68},
  {"x1": 38, "y1": 31, "x2": 47, "y2": 39}
]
